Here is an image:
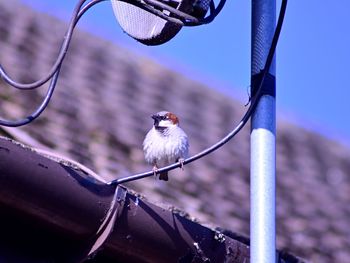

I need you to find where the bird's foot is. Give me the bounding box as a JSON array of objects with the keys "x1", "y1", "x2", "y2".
[
  {"x1": 178, "y1": 158, "x2": 185, "y2": 171},
  {"x1": 152, "y1": 165, "x2": 159, "y2": 178}
]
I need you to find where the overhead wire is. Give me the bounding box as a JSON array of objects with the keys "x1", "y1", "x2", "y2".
[
  {"x1": 0, "y1": 0, "x2": 224, "y2": 127},
  {"x1": 109, "y1": 0, "x2": 288, "y2": 185},
  {"x1": 0, "y1": 0, "x2": 107, "y2": 126},
  {"x1": 0, "y1": 0, "x2": 287, "y2": 182}
]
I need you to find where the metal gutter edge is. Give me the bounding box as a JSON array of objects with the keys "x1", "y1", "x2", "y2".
[
  {"x1": 0, "y1": 137, "x2": 249, "y2": 262},
  {"x1": 0, "y1": 137, "x2": 304, "y2": 262}
]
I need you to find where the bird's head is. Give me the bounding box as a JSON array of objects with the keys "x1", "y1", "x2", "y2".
[{"x1": 152, "y1": 111, "x2": 179, "y2": 129}]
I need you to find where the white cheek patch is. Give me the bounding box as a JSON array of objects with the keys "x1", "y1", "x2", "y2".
[{"x1": 158, "y1": 119, "x2": 173, "y2": 127}]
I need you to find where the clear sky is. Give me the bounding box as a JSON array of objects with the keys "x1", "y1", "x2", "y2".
[{"x1": 20, "y1": 0, "x2": 350, "y2": 145}]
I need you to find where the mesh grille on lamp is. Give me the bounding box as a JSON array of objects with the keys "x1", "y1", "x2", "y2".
[{"x1": 111, "y1": 0, "x2": 210, "y2": 45}]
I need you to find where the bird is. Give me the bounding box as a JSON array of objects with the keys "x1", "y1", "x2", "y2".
[{"x1": 143, "y1": 111, "x2": 189, "y2": 181}]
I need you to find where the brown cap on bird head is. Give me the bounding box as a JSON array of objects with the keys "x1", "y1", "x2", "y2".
[{"x1": 151, "y1": 111, "x2": 179, "y2": 127}]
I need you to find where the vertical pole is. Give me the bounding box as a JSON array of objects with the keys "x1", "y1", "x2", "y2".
[{"x1": 250, "y1": 0, "x2": 276, "y2": 263}]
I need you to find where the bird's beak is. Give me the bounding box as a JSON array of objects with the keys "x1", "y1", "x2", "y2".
[{"x1": 151, "y1": 114, "x2": 159, "y2": 127}]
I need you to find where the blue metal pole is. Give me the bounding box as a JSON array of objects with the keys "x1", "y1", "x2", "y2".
[{"x1": 250, "y1": 0, "x2": 276, "y2": 262}]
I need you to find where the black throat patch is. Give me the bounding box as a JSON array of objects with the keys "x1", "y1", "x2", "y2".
[{"x1": 155, "y1": 126, "x2": 168, "y2": 135}]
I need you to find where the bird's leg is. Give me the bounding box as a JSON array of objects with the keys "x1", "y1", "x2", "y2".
[{"x1": 178, "y1": 158, "x2": 185, "y2": 171}]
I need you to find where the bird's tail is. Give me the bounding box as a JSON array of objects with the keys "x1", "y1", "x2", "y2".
[{"x1": 159, "y1": 171, "x2": 168, "y2": 181}]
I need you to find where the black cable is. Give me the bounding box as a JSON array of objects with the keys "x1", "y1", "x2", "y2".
[
  {"x1": 0, "y1": 0, "x2": 223, "y2": 89},
  {"x1": 78, "y1": 0, "x2": 108, "y2": 22},
  {"x1": 188, "y1": 0, "x2": 227, "y2": 26},
  {"x1": 0, "y1": 67, "x2": 61, "y2": 127},
  {"x1": 0, "y1": 0, "x2": 108, "y2": 126},
  {"x1": 0, "y1": 0, "x2": 223, "y2": 127},
  {"x1": 128, "y1": 0, "x2": 226, "y2": 26},
  {"x1": 0, "y1": 0, "x2": 90, "y2": 90},
  {"x1": 109, "y1": 0, "x2": 288, "y2": 185}
]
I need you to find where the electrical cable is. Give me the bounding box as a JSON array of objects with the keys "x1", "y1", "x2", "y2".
[
  {"x1": 0, "y1": 0, "x2": 287, "y2": 182},
  {"x1": 0, "y1": 0, "x2": 107, "y2": 126},
  {"x1": 0, "y1": 0, "x2": 224, "y2": 127},
  {"x1": 114, "y1": 0, "x2": 226, "y2": 26},
  {"x1": 0, "y1": 67, "x2": 61, "y2": 127},
  {"x1": 0, "y1": 0, "x2": 91, "y2": 90},
  {"x1": 109, "y1": 0, "x2": 288, "y2": 185},
  {"x1": 0, "y1": 2, "x2": 287, "y2": 259}
]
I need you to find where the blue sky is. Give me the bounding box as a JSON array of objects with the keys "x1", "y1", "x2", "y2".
[{"x1": 20, "y1": 0, "x2": 350, "y2": 144}]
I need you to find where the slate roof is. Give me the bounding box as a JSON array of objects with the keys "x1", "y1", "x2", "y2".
[{"x1": 1, "y1": 1, "x2": 350, "y2": 262}]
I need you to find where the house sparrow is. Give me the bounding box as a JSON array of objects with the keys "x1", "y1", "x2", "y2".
[{"x1": 143, "y1": 111, "x2": 189, "y2": 181}]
